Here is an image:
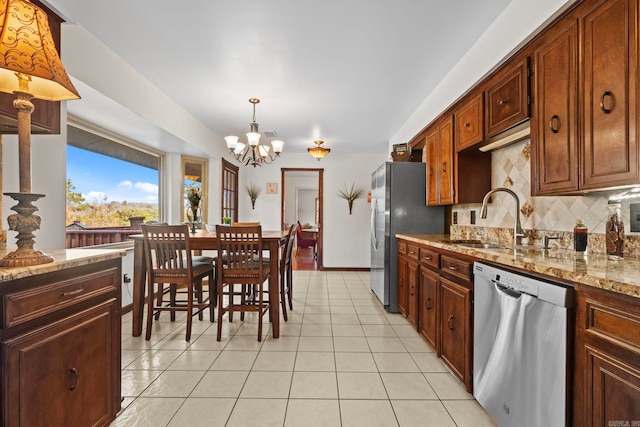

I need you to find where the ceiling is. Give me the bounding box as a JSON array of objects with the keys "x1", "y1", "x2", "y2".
[{"x1": 45, "y1": 0, "x2": 512, "y2": 156}]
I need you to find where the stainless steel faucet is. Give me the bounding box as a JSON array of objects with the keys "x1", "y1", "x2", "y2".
[{"x1": 480, "y1": 188, "x2": 525, "y2": 247}]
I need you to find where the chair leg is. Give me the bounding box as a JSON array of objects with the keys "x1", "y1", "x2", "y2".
[
  {"x1": 196, "y1": 279, "x2": 204, "y2": 321},
  {"x1": 208, "y1": 272, "x2": 215, "y2": 322},
  {"x1": 186, "y1": 283, "x2": 193, "y2": 341},
  {"x1": 280, "y1": 269, "x2": 288, "y2": 322},
  {"x1": 257, "y1": 283, "x2": 263, "y2": 342},
  {"x1": 217, "y1": 282, "x2": 225, "y2": 341},
  {"x1": 154, "y1": 283, "x2": 163, "y2": 320},
  {"x1": 287, "y1": 264, "x2": 293, "y2": 311},
  {"x1": 170, "y1": 284, "x2": 177, "y2": 321},
  {"x1": 145, "y1": 281, "x2": 155, "y2": 340}
]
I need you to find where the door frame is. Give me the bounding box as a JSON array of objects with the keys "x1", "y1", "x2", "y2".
[{"x1": 281, "y1": 168, "x2": 323, "y2": 268}]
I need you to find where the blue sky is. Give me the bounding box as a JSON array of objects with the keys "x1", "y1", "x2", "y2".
[{"x1": 67, "y1": 146, "x2": 159, "y2": 204}]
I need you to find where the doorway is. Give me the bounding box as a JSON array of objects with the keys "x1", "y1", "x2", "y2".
[{"x1": 281, "y1": 168, "x2": 323, "y2": 270}]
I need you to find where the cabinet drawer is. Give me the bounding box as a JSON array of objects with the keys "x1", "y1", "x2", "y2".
[
  {"x1": 419, "y1": 248, "x2": 439, "y2": 269},
  {"x1": 407, "y1": 244, "x2": 420, "y2": 261},
  {"x1": 585, "y1": 298, "x2": 640, "y2": 353},
  {"x1": 440, "y1": 255, "x2": 473, "y2": 282},
  {"x1": 3, "y1": 268, "x2": 118, "y2": 328},
  {"x1": 398, "y1": 240, "x2": 408, "y2": 256}
]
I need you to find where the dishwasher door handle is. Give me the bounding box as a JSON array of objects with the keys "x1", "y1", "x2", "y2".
[{"x1": 491, "y1": 279, "x2": 524, "y2": 299}]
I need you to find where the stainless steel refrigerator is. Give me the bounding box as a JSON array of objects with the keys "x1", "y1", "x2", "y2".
[{"x1": 370, "y1": 162, "x2": 445, "y2": 312}]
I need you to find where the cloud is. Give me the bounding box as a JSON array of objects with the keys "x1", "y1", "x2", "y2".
[
  {"x1": 118, "y1": 180, "x2": 133, "y2": 188},
  {"x1": 135, "y1": 182, "x2": 158, "y2": 193},
  {"x1": 146, "y1": 195, "x2": 158, "y2": 202},
  {"x1": 85, "y1": 191, "x2": 107, "y2": 202}
]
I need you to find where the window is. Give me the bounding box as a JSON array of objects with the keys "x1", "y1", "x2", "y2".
[
  {"x1": 181, "y1": 156, "x2": 208, "y2": 223},
  {"x1": 66, "y1": 124, "x2": 161, "y2": 229},
  {"x1": 221, "y1": 158, "x2": 239, "y2": 223}
]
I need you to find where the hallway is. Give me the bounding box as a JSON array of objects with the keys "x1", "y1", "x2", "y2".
[{"x1": 114, "y1": 271, "x2": 495, "y2": 426}]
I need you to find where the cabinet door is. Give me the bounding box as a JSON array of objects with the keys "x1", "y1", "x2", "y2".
[
  {"x1": 584, "y1": 346, "x2": 640, "y2": 426},
  {"x1": 397, "y1": 256, "x2": 408, "y2": 316},
  {"x1": 438, "y1": 117, "x2": 455, "y2": 205},
  {"x1": 439, "y1": 277, "x2": 471, "y2": 390},
  {"x1": 2, "y1": 301, "x2": 119, "y2": 426},
  {"x1": 425, "y1": 128, "x2": 439, "y2": 206},
  {"x1": 455, "y1": 93, "x2": 484, "y2": 151},
  {"x1": 486, "y1": 58, "x2": 531, "y2": 137},
  {"x1": 406, "y1": 261, "x2": 419, "y2": 328},
  {"x1": 581, "y1": 0, "x2": 638, "y2": 189},
  {"x1": 532, "y1": 19, "x2": 579, "y2": 195},
  {"x1": 419, "y1": 267, "x2": 438, "y2": 350}
]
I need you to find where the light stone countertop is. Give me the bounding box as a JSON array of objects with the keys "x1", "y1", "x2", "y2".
[
  {"x1": 0, "y1": 248, "x2": 126, "y2": 282},
  {"x1": 397, "y1": 234, "x2": 640, "y2": 299}
]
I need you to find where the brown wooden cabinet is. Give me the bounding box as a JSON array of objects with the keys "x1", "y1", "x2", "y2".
[
  {"x1": 439, "y1": 276, "x2": 472, "y2": 391},
  {"x1": 419, "y1": 266, "x2": 438, "y2": 349},
  {"x1": 425, "y1": 116, "x2": 454, "y2": 206},
  {"x1": 454, "y1": 93, "x2": 484, "y2": 151},
  {"x1": 574, "y1": 284, "x2": 640, "y2": 426},
  {"x1": 485, "y1": 57, "x2": 531, "y2": 137},
  {"x1": 531, "y1": 17, "x2": 579, "y2": 195},
  {"x1": 581, "y1": 0, "x2": 638, "y2": 190},
  {"x1": 397, "y1": 248, "x2": 408, "y2": 317},
  {"x1": 0, "y1": 259, "x2": 122, "y2": 426}
]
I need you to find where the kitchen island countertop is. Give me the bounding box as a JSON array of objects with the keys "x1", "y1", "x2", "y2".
[{"x1": 397, "y1": 234, "x2": 640, "y2": 299}]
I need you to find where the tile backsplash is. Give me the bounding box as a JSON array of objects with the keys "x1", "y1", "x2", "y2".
[{"x1": 452, "y1": 138, "x2": 640, "y2": 256}]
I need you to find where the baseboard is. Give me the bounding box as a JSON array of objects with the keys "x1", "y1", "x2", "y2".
[{"x1": 122, "y1": 303, "x2": 133, "y2": 314}]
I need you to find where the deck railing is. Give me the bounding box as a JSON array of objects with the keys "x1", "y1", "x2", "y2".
[{"x1": 66, "y1": 229, "x2": 141, "y2": 248}]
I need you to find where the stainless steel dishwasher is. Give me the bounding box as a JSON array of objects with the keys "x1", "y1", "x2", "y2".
[{"x1": 473, "y1": 262, "x2": 572, "y2": 427}]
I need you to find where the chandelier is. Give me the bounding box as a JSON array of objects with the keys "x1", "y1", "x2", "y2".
[
  {"x1": 308, "y1": 140, "x2": 331, "y2": 161},
  {"x1": 224, "y1": 98, "x2": 284, "y2": 167}
]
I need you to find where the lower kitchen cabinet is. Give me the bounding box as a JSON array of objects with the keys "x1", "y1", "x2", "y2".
[
  {"x1": 0, "y1": 259, "x2": 122, "y2": 426},
  {"x1": 574, "y1": 284, "x2": 640, "y2": 426},
  {"x1": 419, "y1": 266, "x2": 438, "y2": 349},
  {"x1": 397, "y1": 253, "x2": 408, "y2": 316},
  {"x1": 439, "y1": 276, "x2": 472, "y2": 392},
  {"x1": 406, "y1": 260, "x2": 419, "y2": 328}
]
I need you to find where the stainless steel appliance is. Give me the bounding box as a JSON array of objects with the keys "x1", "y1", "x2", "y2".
[
  {"x1": 370, "y1": 162, "x2": 444, "y2": 312},
  {"x1": 473, "y1": 262, "x2": 572, "y2": 427}
]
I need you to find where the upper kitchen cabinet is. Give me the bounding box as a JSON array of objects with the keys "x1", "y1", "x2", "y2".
[
  {"x1": 581, "y1": 0, "x2": 638, "y2": 190},
  {"x1": 531, "y1": 18, "x2": 579, "y2": 195},
  {"x1": 454, "y1": 93, "x2": 484, "y2": 151},
  {"x1": 425, "y1": 116, "x2": 454, "y2": 206},
  {"x1": 485, "y1": 57, "x2": 531, "y2": 138},
  {"x1": 0, "y1": 1, "x2": 62, "y2": 135}
]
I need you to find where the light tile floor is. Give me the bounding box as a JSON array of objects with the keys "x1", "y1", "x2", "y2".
[{"x1": 113, "y1": 271, "x2": 497, "y2": 427}]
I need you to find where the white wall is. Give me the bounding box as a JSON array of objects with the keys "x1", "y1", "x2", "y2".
[{"x1": 238, "y1": 153, "x2": 387, "y2": 268}]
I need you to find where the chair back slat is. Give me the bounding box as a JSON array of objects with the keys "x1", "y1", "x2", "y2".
[{"x1": 142, "y1": 224, "x2": 194, "y2": 285}]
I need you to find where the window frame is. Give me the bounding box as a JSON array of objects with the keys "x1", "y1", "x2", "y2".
[
  {"x1": 221, "y1": 158, "x2": 239, "y2": 223},
  {"x1": 181, "y1": 155, "x2": 209, "y2": 224}
]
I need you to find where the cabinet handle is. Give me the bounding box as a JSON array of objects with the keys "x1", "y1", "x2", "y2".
[
  {"x1": 448, "y1": 265, "x2": 458, "y2": 271},
  {"x1": 61, "y1": 287, "x2": 84, "y2": 297},
  {"x1": 410, "y1": 285, "x2": 415, "y2": 296},
  {"x1": 447, "y1": 315, "x2": 455, "y2": 330},
  {"x1": 600, "y1": 91, "x2": 613, "y2": 114},
  {"x1": 424, "y1": 255, "x2": 432, "y2": 260},
  {"x1": 424, "y1": 297, "x2": 432, "y2": 310},
  {"x1": 69, "y1": 368, "x2": 79, "y2": 391},
  {"x1": 549, "y1": 115, "x2": 560, "y2": 133},
  {"x1": 499, "y1": 99, "x2": 508, "y2": 106},
  {"x1": 429, "y1": 167, "x2": 433, "y2": 177},
  {"x1": 442, "y1": 162, "x2": 447, "y2": 173}
]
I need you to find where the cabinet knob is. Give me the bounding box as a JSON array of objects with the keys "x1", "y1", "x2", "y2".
[
  {"x1": 447, "y1": 315, "x2": 455, "y2": 330},
  {"x1": 410, "y1": 285, "x2": 415, "y2": 295},
  {"x1": 600, "y1": 91, "x2": 614, "y2": 114},
  {"x1": 499, "y1": 99, "x2": 508, "y2": 106},
  {"x1": 442, "y1": 162, "x2": 447, "y2": 173},
  {"x1": 549, "y1": 115, "x2": 560, "y2": 133},
  {"x1": 464, "y1": 122, "x2": 470, "y2": 128},
  {"x1": 69, "y1": 368, "x2": 79, "y2": 391},
  {"x1": 424, "y1": 297, "x2": 432, "y2": 310}
]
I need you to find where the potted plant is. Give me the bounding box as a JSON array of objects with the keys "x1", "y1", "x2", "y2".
[
  {"x1": 338, "y1": 183, "x2": 364, "y2": 214},
  {"x1": 245, "y1": 183, "x2": 262, "y2": 209}
]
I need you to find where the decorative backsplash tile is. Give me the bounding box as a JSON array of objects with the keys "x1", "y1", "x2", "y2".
[{"x1": 452, "y1": 138, "x2": 640, "y2": 257}]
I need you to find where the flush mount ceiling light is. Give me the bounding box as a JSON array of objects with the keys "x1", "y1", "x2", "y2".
[
  {"x1": 224, "y1": 98, "x2": 284, "y2": 167},
  {"x1": 308, "y1": 140, "x2": 331, "y2": 161}
]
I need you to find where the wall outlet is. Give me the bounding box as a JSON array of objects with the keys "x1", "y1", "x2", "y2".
[
  {"x1": 630, "y1": 203, "x2": 640, "y2": 232},
  {"x1": 470, "y1": 210, "x2": 476, "y2": 225},
  {"x1": 453, "y1": 212, "x2": 458, "y2": 225}
]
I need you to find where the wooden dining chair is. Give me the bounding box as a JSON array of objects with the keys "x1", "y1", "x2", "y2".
[
  {"x1": 280, "y1": 224, "x2": 297, "y2": 319},
  {"x1": 142, "y1": 224, "x2": 215, "y2": 341},
  {"x1": 215, "y1": 224, "x2": 271, "y2": 341},
  {"x1": 296, "y1": 221, "x2": 317, "y2": 258}
]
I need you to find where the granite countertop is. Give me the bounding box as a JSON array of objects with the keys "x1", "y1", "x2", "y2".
[
  {"x1": 397, "y1": 233, "x2": 640, "y2": 299},
  {"x1": 0, "y1": 248, "x2": 126, "y2": 282}
]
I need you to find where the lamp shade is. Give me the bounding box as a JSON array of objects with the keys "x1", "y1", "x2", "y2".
[
  {"x1": 0, "y1": 0, "x2": 79, "y2": 101},
  {"x1": 308, "y1": 140, "x2": 330, "y2": 161}
]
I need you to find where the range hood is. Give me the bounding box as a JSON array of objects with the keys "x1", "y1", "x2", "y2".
[{"x1": 479, "y1": 121, "x2": 530, "y2": 152}]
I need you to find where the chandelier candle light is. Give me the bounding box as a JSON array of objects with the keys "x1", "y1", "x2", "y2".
[
  {"x1": 225, "y1": 98, "x2": 284, "y2": 167},
  {"x1": 0, "y1": 0, "x2": 80, "y2": 267}
]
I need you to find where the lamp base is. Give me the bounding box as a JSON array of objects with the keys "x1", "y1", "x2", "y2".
[{"x1": 0, "y1": 192, "x2": 53, "y2": 267}]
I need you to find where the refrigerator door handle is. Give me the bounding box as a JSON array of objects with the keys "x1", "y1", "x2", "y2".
[{"x1": 371, "y1": 199, "x2": 378, "y2": 250}]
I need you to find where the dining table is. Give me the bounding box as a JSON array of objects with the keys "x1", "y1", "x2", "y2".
[{"x1": 130, "y1": 228, "x2": 289, "y2": 338}]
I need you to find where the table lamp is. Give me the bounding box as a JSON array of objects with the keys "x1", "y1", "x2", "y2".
[{"x1": 0, "y1": 0, "x2": 79, "y2": 267}]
